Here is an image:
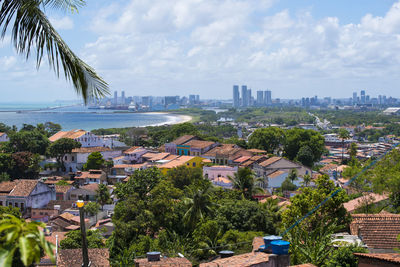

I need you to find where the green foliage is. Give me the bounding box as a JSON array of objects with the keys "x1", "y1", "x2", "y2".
[
  {"x1": 248, "y1": 127, "x2": 285, "y2": 153},
  {"x1": 228, "y1": 167, "x2": 263, "y2": 199},
  {"x1": 96, "y1": 184, "x2": 111, "y2": 210},
  {"x1": 314, "y1": 109, "x2": 396, "y2": 126},
  {"x1": 10, "y1": 152, "x2": 41, "y2": 179},
  {"x1": 0, "y1": 215, "x2": 54, "y2": 267},
  {"x1": 55, "y1": 180, "x2": 70, "y2": 186},
  {"x1": 0, "y1": 172, "x2": 10, "y2": 182},
  {"x1": 60, "y1": 230, "x2": 105, "y2": 249},
  {"x1": 325, "y1": 245, "x2": 368, "y2": 267},
  {"x1": 183, "y1": 183, "x2": 215, "y2": 229},
  {"x1": 6, "y1": 130, "x2": 49, "y2": 155},
  {"x1": 84, "y1": 202, "x2": 100, "y2": 216},
  {"x1": 0, "y1": 206, "x2": 21, "y2": 218},
  {"x1": 281, "y1": 177, "x2": 297, "y2": 191},
  {"x1": 43, "y1": 122, "x2": 62, "y2": 137},
  {"x1": 83, "y1": 152, "x2": 105, "y2": 170},
  {"x1": 166, "y1": 166, "x2": 203, "y2": 190},
  {"x1": 296, "y1": 145, "x2": 314, "y2": 167},
  {"x1": 48, "y1": 138, "x2": 81, "y2": 171},
  {"x1": 284, "y1": 128, "x2": 326, "y2": 163}
]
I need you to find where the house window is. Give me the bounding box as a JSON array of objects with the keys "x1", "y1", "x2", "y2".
[
  {"x1": 9, "y1": 203, "x2": 12, "y2": 207},
  {"x1": 15, "y1": 203, "x2": 18, "y2": 208},
  {"x1": 0, "y1": 201, "x2": 2, "y2": 206},
  {"x1": 40, "y1": 212, "x2": 43, "y2": 215},
  {"x1": 21, "y1": 203, "x2": 24, "y2": 210},
  {"x1": 64, "y1": 155, "x2": 67, "y2": 161},
  {"x1": 71, "y1": 194, "x2": 76, "y2": 199},
  {"x1": 192, "y1": 162, "x2": 196, "y2": 167},
  {"x1": 72, "y1": 156, "x2": 75, "y2": 161},
  {"x1": 33, "y1": 211, "x2": 36, "y2": 215}
]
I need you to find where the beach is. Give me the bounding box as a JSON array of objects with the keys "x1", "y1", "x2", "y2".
[{"x1": 146, "y1": 112, "x2": 192, "y2": 126}]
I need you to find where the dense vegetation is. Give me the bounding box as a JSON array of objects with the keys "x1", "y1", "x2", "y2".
[{"x1": 314, "y1": 109, "x2": 399, "y2": 126}]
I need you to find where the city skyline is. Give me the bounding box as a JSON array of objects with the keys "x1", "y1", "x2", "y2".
[{"x1": 1, "y1": 0, "x2": 400, "y2": 101}]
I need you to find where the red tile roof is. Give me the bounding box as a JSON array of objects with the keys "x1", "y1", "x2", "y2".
[
  {"x1": 200, "y1": 252, "x2": 270, "y2": 267},
  {"x1": 350, "y1": 213, "x2": 400, "y2": 250},
  {"x1": 80, "y1": 183, "x2": 100, "y2": 192},
  {"x1": 123, "y1": 146, "x2": 141, "y2": 154},
  {"x1": 71, "y1": 147, "x2": 111, "y2": 153},
  {"x1": 354, "y1": 253, "x2": 400, "y2": 264},
  {"x1": 172, "y1": 135, "x2": 197, "y2": 145},
  {"x1": 0, "y1": 181, "x2": 17, "y2": 195},
  {"x1": 57, "y1": 248, "x2": 110, "y2": 267},
  {"x1": 55, "y1": 185, "x2": 73, "y2": 194},
  {"x1": 344, "y1": 193, "x2": 388, "y2": 213},
  {"x1": 49, "y1": 130, "x2": 87, "y2": 142},
  {"x1": 258, "y1": 157, "x2": 281, "y2": 167},
  {"x1": 183, "y1": 140, "x2": 215, "y2": 149},
  {"x1": 9, "y1": 180, "x2": 39, "y2": 196}
]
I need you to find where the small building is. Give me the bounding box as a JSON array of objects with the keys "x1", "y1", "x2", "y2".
[
  {"x1": 383, "y1": 107, "x2": 400, "y2": 115},
  {"x1": 74, "y1": 170, "x2": 107, "y2": 186},
  {"x1": 253, "y1": 157, "x2": 311, "y2": 180},
  {"x1": 109, "y1": 163, "x2": 148, "y2": 184},
  {"x1": 0, "y1": 132, "x2": 9, "y2": 142},
  {"x1": 0, "y1": 180, "x2": 55, "y2": 214},
  {"x1": 55, "y1": 185, "x2": 75, "y2": 201},
  {"x1": 158, "y1": 156, "x2": 205, "y2": 175},
  {"x1": 69, "y1": 184, "x2": 99, "y2": 201},
  {"x1": 164, "y1": 135, "x2": 198, "y2": 155},
  {"x1": 343, "y1": 193, "x2": 388, "y2": 213},
  {"x1": 122, "y1": 146, "x2": 148, "y2": 163},
  {"x1": 49, "y1": 129, "x2": 104, "y2": 147}
]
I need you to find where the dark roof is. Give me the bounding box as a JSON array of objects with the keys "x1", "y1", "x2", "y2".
[
  {"x1": 350, "y1": 213, "x2": 400, "y2": 250},
  {"x1": 354, "y1": 253, "x2": 400, "y2": 264},
  {"x1": 9, "y1": 180, "x2": 39, "y2": 196},
  {"x1": 57, "y1": 248, "x2": 110, "y2": 267},
  {"x1": 172, "y1": 135, "x2": 196, "y2": 145}
]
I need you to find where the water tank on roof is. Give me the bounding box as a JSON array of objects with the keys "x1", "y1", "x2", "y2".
[{"x1": 271, "y1": 240, "x2": 290, "y2": 255}]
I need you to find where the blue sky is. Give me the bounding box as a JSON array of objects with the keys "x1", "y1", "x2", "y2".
[{"x1": 1, "y1": 0, "x2": 400, "y2": 102}]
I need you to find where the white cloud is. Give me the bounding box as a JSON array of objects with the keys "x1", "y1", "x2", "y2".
[{"x1": 50, "y1": 16, "x2": 74, "y2": 30}]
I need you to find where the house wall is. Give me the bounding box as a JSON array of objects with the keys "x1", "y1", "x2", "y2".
[
  {"x1": 165, "y1": 143, "x2": 177, "y2": 155},
  {"x1": 29, "y1": 182, "x2": 56, "y2": 209},
  {"x1": 177, "y1": 145, "x2": 190, "y2": 156},
  {"x1": 69, "y1": 189, "x2": 96, "y2": 201},
  {"x1": 203, "y1": 166, "x2": 237, "y2": 179},
  {"x1": 75, "y1": 132, "x2": 104, "y2": 147},
  {"x1": 0, "y1": 133, "x2": 9, "y2": 142}
]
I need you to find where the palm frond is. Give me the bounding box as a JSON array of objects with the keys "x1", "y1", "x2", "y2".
[{"x1": 0, "y1": 0, "x2": 109, "y2": 103}]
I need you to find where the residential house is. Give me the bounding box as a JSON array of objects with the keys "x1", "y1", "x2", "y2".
[
  {"x1": 141, "y1": 152, "x2": 171, "y2": 164},
  {"x1": 343, "y1": 193, "x2": 388, "y2": 213},
  {"x1": 253, "y1": 157, "x2": 311, "y2": 179},
  {"x1": 0, "y1": 132, "x2": 9, "y2": 142},
  {"x1": 57, "y1": 248, "x2": 110, "y2": 267},
  {"x1": 350, "y1": 213, "x2": 400, "y2": 252},
  {"x1": 122, "y1": 146, "x2": 148, "y2": 163},
  {"x1": 355, "y1": 253, "x2": 400, "y2": 267},
  {"x1": 63, "y1": 146, "x2": 122, "y2": 172},
  {"x1": 158, "y1": 156, "x2": 204, "y2": 175},
  {"x1": 164, "y1": 135, "x2": 198, "y2": 155},
  {"x1": 0, "y1": 180, "x2": 55, "y2": 214},
  {"x1": 49, "y1": 129, "x2": 104, "y2": 147},
  {"x1": 203, "y1": 144, "x2": 253, "y2": 165},
  {"x1": 69, "y1": 184, "x2": 99, "y2": 201},
  {"x1": 55, "y1": 185, "x2": 74, "y2": 200},
  {"x1": 135, "y1": 256, "x2": 191, "y2": 267},
  {"x1": 109, "y1": 163, "x2": 148, "y2": 184},
  {"x1": 183, "y1": 139, "x2": 218, "y2": 156},
  {"x1": 203, "y1": 165, "x2": 237, "y2": 188},
  {"x1": 49, "y1": 212, "x2": 88, "y2": 232},
  {"x1": 31, "y1": 207, "x2": 59, "y2": 222},
  {"x1": 74, "y1": 170, "x2": 107, "y2": 186}
]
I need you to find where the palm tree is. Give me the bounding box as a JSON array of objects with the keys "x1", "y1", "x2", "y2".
[
  {"x1": 338, "y1": 129, "x2": 350, "y2": 163},
  {"x1": 301, "y1": 174, "x2": 312, "y2": 187},
  {"x1": 183, "y1": 184, "x2": 215, "y2": 229},
  {"x1": 228, "y1": 167, "x2": 264, "y2": 199},
  {"x1": 0, "y1": 214, "x2": 55, "y2": 267},
  {"x1": 0, "y1": 0, "x2": 109, "y2": 103}
]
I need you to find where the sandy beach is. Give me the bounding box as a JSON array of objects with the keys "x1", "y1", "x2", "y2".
[{"x1": 146, "y1": 112, "x2": 192, "y2": 126}]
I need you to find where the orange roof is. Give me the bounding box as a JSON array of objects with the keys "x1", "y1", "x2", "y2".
[
  {"x1": 159, "y1": 156, "x2": 196, "y2": 169},
  {"x1": 258, "y1": 157, "x2": 281, "y2": 167},
  {"x1": 74, "y1": 171, "x2": 104, "y2": 180},
  {"x1": 49, "y1": 129, "x2": 87, "y2": 142},
  {"x1": 142, "y1": 152, "x2": 170, "y2": 161},
  {"x1": 344, "y1": 193, "x2": 388, "y2": 213},
  {"x1": 113, "y1": 164, "x2": 146, "y2": 169},
  {"x1": 171, "y1": 135, "x2": 196, "y2": 145},
  {"x1": 247, "y1": 148, "x2": 268, "y2": 154},
  {"x1": 55, "y1": 185, "x2": 73, "y2": 194},
  {"x1": 267, "y1": 170, "x2": 287, "y2": 178},
  {"x1": 0, "y1": 132, "x2": 5, "y2": 137},
  {"x1": 80, "y1": 183, "x2": 99, "y2": 192},
  {"x1": 9, "y1": 180, "x2": 39, "y2": 197},
  {"x1": 183, "y1": 140, "x2": 215, "y2": 149},
  {"x1": 200, "y1": 252, "x2": 269, "y2": 267},
  {"x1": 123, "y1": 146, "x2": 141, "y2": 154},
  {"x1": 0, "y1": 181, "x2": 17, "y2": 194},
  {"x1": 354, "y1": 253, "x2": 400, "y2": 264},
  {"x1": 234, "y1": 156, "x2": 251, "y2": 163}
]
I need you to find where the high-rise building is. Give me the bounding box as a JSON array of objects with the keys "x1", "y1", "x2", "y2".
[
  {"x1": 241, "y1": 85, "x2": 248, "y2": 107},
  {"x1": 121, "y1": 91, "x2": 125, "y2": 105},
  {"x1": 189, "y1": 95, "x2": 196, "y2": 105},
  {"x1": 256, "y1": 91, "x2": 264, "y2": 106},
  {"x1": 264, "y1": 90, "x2": 272, "y2": 105},
  {"x1": 247, "y1": 89, "x2": 252, "y2": 106},
  {"x1": 195, "y1": 95, "x2": 200, "y2": 104},
  {"x1": 233, "y1": 85, "x2": 240, "y2": 108},
  {"x1": 114, "y1": 91, "x2": 118, "y2": 105},
  {"x1": 142, "y1": 96, "x2": 152, "y2": 107},
  {"x1": 353, "y1": 92, "x2": 357, "y2": 104},
  {"x1": 361, "y1": 90, "x2": 366, "y2": 104}
]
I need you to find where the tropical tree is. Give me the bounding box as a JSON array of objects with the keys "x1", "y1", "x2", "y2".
[
  {"x1": 48, "y1": 138, "x2": 81, "y2": 171},
  {"x1": 0, "y1": 0, "x2": 109, "y2": 102},
  {"x1": 301, "y1": 174, "x2": 312, "y2": 187},
  {"x1": 83, "y1": 152, "x2": 105, "y2": 170},
  {"x1": 228, "y1": 167, "x2": 263, "y2": 199},
  {"x1": 248, "y1": 127, "x2": 285, "y2": 153},
  {"x1": 183, "y1": 183, "x2": 215, "y2": 229},
  {"x1": 60, "y1": 229, "x2": 105, "y2": 249},
  {"x1": 96, "y1": 184, "x2": 111, "y2": 210},
  {"x1": 338, "y1": 129, "x2": 350, "y2": 163},
  {"x1": 0, "y1": 215, "x2": 54, "y2": 267}
]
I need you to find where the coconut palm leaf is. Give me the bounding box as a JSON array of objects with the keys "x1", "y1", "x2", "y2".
[{"x1": 0, "y1": 0, "x2": 109, "y2": 103}]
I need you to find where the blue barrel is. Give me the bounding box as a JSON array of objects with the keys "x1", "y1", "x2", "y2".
[
  {"x1": 270, "y1": 240, "x2": 290, "y2": 255},
  {"x1": 263, "y1": 235, "x2": 282, "y2": 250}
]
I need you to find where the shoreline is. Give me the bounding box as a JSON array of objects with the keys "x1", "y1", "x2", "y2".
[{"x1": 144, "y1": 112, "x2": 193, "y2": 127}]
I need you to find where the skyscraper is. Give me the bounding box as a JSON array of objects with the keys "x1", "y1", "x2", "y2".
[
  {"x1": 256, "y1": 91, "x2": 264, "y2": 106},
  {"x1": 361, "y1": 90, "x2": 366, "y2": 104},
  {"x1": 121, "y1": 90, "x2": 125, "y2": 105},
  {"x1": 241, "y1": 85, "x2": 248, "y2": 107},
  {"x1": 353, "y1": 92, "x2": 357, "y2": 104},
  {"x1": 233, "y1": 85, "x2": 240, "y2": 108},
  {"x1": 247, "y1": 89, "x2": 252, "y2": 106},
  {"x1": 189, "y1": 95, "x2": 196, "y2": 105},
  {"x1": 264, "y1": 90, "x2": 272, "y2": 105},
  {"x1": 114, "y1": 91, "x2": 118, "y2": 105}
]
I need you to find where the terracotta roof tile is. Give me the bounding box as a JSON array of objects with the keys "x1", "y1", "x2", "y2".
[
  {"x1": 124, "y1": 146, "x2": 141, "y2": 154},
  {"x1": 9, "y1": 180, "x2": 39, "y2": 196},
  {"x1": 350, "y1": 213, "x2": 400, "y2": 250},
  {"x1": 143, "y1": 152, "x2": 170, "y2": 161},
  {"x1": 354, "y1": 253, "x2": 400, "y2": 264},
  {"x1": 80, "y1": 183, "x2": 99, "y2": 192},
  {"x1": 159, "y1": 156, "x2": 196, "y2": 169},
  {"x1": 55, "y1": 185, "x2": 73, "y2": 194},
  {"x1": 183, "y1": 140, "x2": 215, "y2": 149},
  {"x1": 247, "y1": 148, "x2": 268, "y2": 154},
  {"x1": 172, "y1": 135, "x2": 196, "y2": 145},
  {"x1": 199, "y1": 252, "x2": 270, "y2": 267},
  {"x1": 0, "y1": 181, "x2": 17, "y2": 193},
  {"x1": 258, "y1": 157, "x2": 282, "y2": 167},
  {"x1": 49, "y1": 130, "x2": 87, "y2": 142},
  {"x1": 344, "y1": 193, "x2": 388, "y2": 213},
  {"x1": 135, "y1": 257, "x2": 192, "y2": 266},
  {"x1": 57, "y1": 248, "x2": 110, "y2": 267}
]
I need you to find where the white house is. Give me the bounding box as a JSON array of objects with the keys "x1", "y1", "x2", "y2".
[
  {"x1": 203, "y1": 165, "x2": 237, "y2": 188},
  {"x1": 64, "y1": 147, "x2": 123, "y2": 172},
  {"x1": 49, "y1": 129, "x2": 105, "y2": 148},
  {"x1": 0, "y1": 180, "x2": 55, "y2": 214},
  {"x1": 0, "y1": 132, "x2": 9, "y2": 142}
]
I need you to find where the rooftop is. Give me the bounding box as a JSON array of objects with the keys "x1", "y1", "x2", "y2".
[
  {"x1": 344, "y1": 193, "x2": 388, "y2": 213},
  {"x1": 57, "y1": 248, "x2": 110, "y2": 267},
  {"x1": 49, "y1": 129, "x2": 87, "y2": 142},
  {"x1": 354, "y1": 253, "x2": 400, "y2": 264},
  {"x1": 9, "y1": 180, "x2": 39, "y2": 197},
  {"x1": 183, "y1": 139, "x2": 215, "y2": 149},
  {"x1": 71, "y1": 147, "x2": 111, "y2": 153},
  {"x1": 199, "y1": 252, "x2": 270, "y2": 267},
  {"x1": 135, "y1": 256, "x2": 192, "y2": 266},
  {"x1": 171, "y1": 135, "x2": 197, "y2": 145},
  {"x1": 258, "y1": 157, "x2": 282, "y2": 167}
]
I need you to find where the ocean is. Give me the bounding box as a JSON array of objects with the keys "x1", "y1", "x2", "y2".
[{"x1": 0, "y1": 102, "x2": 181, "y2": 130}]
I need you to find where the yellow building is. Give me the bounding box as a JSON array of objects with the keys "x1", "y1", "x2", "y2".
[{"x1": 158, "y1": 156, "x2": 205, "y2": 175}]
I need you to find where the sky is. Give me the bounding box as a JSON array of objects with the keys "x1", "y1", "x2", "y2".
[{"x1": 1, "y1": 0, "x2": 400, "y2": 102}]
